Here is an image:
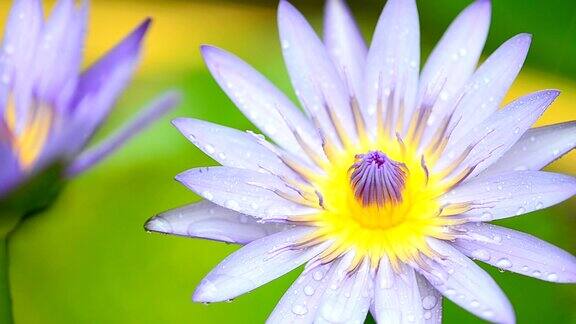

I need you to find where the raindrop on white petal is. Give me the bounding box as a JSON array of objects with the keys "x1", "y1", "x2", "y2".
[
  {"x1": 516, "y1": 207, "x2": 526, "y2": 215},
  {"x1": 292, "y1": 304, "x2": 308, "y2": 315},
  {"x1": 422, "y1": 295, "x2": 438, "y2": 310},
  {"x1": 313, "y1": 270, "x2": 324, "y2": 281},
  {"x1": 204, "y1": 144, "x2": 215, "y2": 154},
  {"x1": 496, "y1": 258, "x2": 512, "y2": 269},
  {"x1": 532, "y1": 270, "x2": 542, "y2": 277},
  {"x1": 424, "y1": 311, "x2": 432, "y2": 320},
  {"x1": 203, "y1": 191, "x2": 214, "y2": 200},
  {"x1": 226, "y1": 200, "x2": 240, "y2": 210},
  {"x1": 303, "y1": 285, "x2": 315, "y2": 296},
  {"x1": 471, "y1": 249, "x2": 491, "y2": 261},
  {"x1": 547, "y1": 273, "x2": 558, "y2": 281},
  {"x1": 470, "y1": 300, "x2": 480, "y2": 308},
  {"x1": 483, "y1": 310, "x2": 494, "y2": 318}
]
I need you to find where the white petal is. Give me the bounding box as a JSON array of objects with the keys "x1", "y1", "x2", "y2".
[
  {"x1": 324, "y1": 0, "x2": 367, "y2": 102},
  {"x1": 278, "y1": 0, "x2": 356, "y2": 144},
  {"x1": 482, "y1": 121, "x2": 576, "y2": 176},
  {"x1": 435, "y1": 90, "x2": 559, "y2": 177},
  {"x1": 172, "y1": 118, "x2": 298, "y2": 178},
  {"x1": 364, "y1": 0, "x2": 419, "y2": 133},
  {"x1": 145, "y1": 200, "x2": 289, "y2": 244},
  {"x1": 448, "y1": 34, "x2": 532, "y2": 143},
  {"x1": 176, "y1": 166, "x2": 317, "y2": 220},
  {"x1": 373, "y1": 258, "x2": 424, "y2": 323},
  {"x1": 417, "y1": 239, "x2": 515, "y2": 324},
  {"x1": 418, "y1": 0, "x2": 491, "y2": 145},
  {"x1": 201, "y1": 45, "x2": 321, "y2": 161},
  {"x1": 416, "y1": 274, "x2": 443, "y2": 323},
  {"x1": 440, "y1": 171, "x2": 576, "y2": 221},
  {"x1": 193, "y1": 226, "x2": 324, "y2": 302},
  {"x1": 315, "y1": 254, "x2": 373, "y2": 324},
  {"x1": 453, "y1": 223, "x2": 576, "y2": 283}
]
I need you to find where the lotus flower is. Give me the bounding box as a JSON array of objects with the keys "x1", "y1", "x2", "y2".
[
  {"x1": 0, "y1": 0, "x2": 180, "y2": 204},
  {"x1": 146, "y1": 0, "x2": 576, "y2": 322}
]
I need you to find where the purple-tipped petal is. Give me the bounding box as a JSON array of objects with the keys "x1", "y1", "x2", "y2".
[
  {"x1": 278, "y1": 0, "x2": 356, "y2": 144},
  {"x1": 441, "y1": 171, "x2": 576, "y2": 221},
  {"x1": 193, "y1": 226, "x2": 323, "y2": 303},
  {"x1": 201, "y1": 45, "x2": 321, "y2": 161},
  {"x1": 64, "y1": 18, "x2": 151, "y2": 154},
  {"x1": 0, "y1": 124, "x2": 21, "y2": 197},
  {"x1": 35, "y1": 0, "x2": 88, "y2": 108},
  {"x1": 418, "y1": 239, "x2": 515, "y2": 324},
  {"x1": 324, "y1": 0, "x2": 367, "y2": 102},
  {"x1": 373, "y1": 258, "x2": 424, "y2": 323},
  {"x1": 267, "y1": 262, "x2": 334, "y2": 322},
  {"x1": 364, "y1": 0, "x2": 420, "y2": 134},
  {"x1": 172, "y1": 117, "x2": 299, "y2": 178},
  {"x1": 435, "y1": 90, "x2": 559, "y2": 177},
  {"x1": 448, "y1": 34, "x2": 532, "y2": 144},
  {"x1": 0, "y1": 0, "x2": 43, "y2": 130},
  {"x1": 482, "y1": 121, "x2": 576, "y2": 176},
  {"x1": 453, "y1": 223, "x2": 576, "y2": 283},
  {"x1": 145, "y1": 200, "x2": 289, "y2": 245},
  {"x1": 416, "y1": 274, "x2": 443, "y2": 323},
  {"x1": 65, "y1": 91, "x2": 180, "y2": 177},
  {"x1": 176, "y1": 166, "x2": 317, "y2": 220},
  {"x1": 314, "y1": 253, "x2": 373, "y2": 323},
  {"x1": 418, "y1": 0, "x2": 491, "y2": 144}
]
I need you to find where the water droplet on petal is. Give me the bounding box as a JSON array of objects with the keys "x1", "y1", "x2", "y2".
[
  {"x1": 313, "y1": 270, "x2": 324, "y2": 281},
  {"x1": 496, "y1": 258, "x2": 512, "y2": 269},
  {"x1": 203, "y1": 191, "x2": 214, "y2": 200},
  {"x1": 204, "y1": 144, "x2": 215, "y2": 154},
  {"x1": 303, "y1": 285, "x2": 315, "y2": 296},
  {"x1": 292, "y1": 304, "x2": 308, "y2": 315},
  {"x1": 471, "y1": 249, "x2": 491, "y2": 261},
  {"x1": 547, "y1": 273, "x2": 558, "y2": 281},
  {"x1": 516, "y1": 207, "x2": 526, "y2": 215},
  {"x1": 226, "y1": 200, "x2": 240, "y2": 210},
  {"x1": 532, "y1": 270, "x2": 542, "y2": 277},
  {"x1": 422, "y1": 295, "x2": 438, "y2": 310}
]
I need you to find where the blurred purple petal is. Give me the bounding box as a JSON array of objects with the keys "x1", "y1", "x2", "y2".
[
  {"x1": 441, "y1": 171, "x2": 576, "y2": 221},
  {"x1": 364, "y1": 0, "x2": 419, "y2": 134},
  {"x1": 482, "y1": 121, "x2": 576, "y2": 176},
  {"x1": 175, "y1": 166, "x2": 317, "y2": 220},
  {"x1": 0, "y1": 122, "x2": 21, "y2": 197},
  {"x1": 0, "y1": 0, "x2": 43, "y2": 130},
  {"x1": 145, "y1": 200, "x2": 289, "y2": 245},
  {"x1": 448, "y1": 34, "x2": 532, "y2": 143},
  {"x1": 419, "y1": 0, "x2": 491, "y2": 145},
  {"x1": 324, "y1": 0, "x2": 366, "y2": 103},
  {"x1": 192, "y1": 226, "x2": 323, "y2": 302},
  {"x1": 172, "y1": 117, "x2": 300, "y2": 178},
  {"x1": 419, "y1": 239, "x2": 515, "y2": 324},
  {"x1": 453, "y1": 223, "x2": 576, "y2": 283},
  {"x1": 66, "y1": 91, "x2": 180, "y2": 177},
  {"x1": 201, "y1": 45, "x2": 321, "y2": 162},
  {"x1": 65, "y1": 18, "x2": 151, "y2": 154},
  {"x1": 35, "y1": 0, "x2": 88, "y2": 108},
  {"x1": 278, "y1": 0, "x2": 356, "y2": 144},
  {"x1": 435, "y1": 90, "x2": 559, "y2": 177},
  {"x1": 373, "y1": 258, "x2": 424, "y2": 322}
]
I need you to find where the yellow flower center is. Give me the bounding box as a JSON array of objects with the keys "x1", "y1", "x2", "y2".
[{"x1": 4, "y1": 95, "x2": 52, "y2": 170}]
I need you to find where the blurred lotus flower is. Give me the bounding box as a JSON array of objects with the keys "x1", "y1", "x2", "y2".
[
  {"x1": 147, "y1": 0, "x2": 575, "y2": 322},
  {"x1": 0, "y1": 0, "x2": 181, "y2": 214}
]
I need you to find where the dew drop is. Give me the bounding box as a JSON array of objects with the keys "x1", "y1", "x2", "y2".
[
  {"x1": 516, "y1": 207, "x2": 526, "y2": 215},
  {"x1": 521, "y1": 266, "x2": 529, "y2": 272},
  {"x1": 203, "y1": 191, "x2": 214, "y2": 200},
  {"x1": 422, "y1": 295, "x2": 438, "y2": 310},
  {"x1": 303, "y1": 285, "x2": 315, "y2": 296},
  {"x1": 470, "y1": 300, "x2": 480, "y2": 308},
  {"x1": 547, "y1": 273, "x2": 558, "y2": 281},
  {"x1": 226, "y1": 200, "x2": 240, "y2": 210},
  {"x1": 535, "y1": 202, "x2": 543, "y2": 209},
  {"x1": 496, "y1": 258, "x2": 512, "y2": 269},
  {"x1": 204, "y1": 144, "x2": 215, "y2": 154},
  {"x1": 532, "y1": 270, "x2": 542, "y2": 277},
  {"x1": 471, "y1": 249, "x2": 491, "y2": 261},
  {"x1": 483, "y1": 310, "x2": 494, "y2": 318},
  {"x1": 424, "y1": 311, "x2": 432, "y2": 320},
  {"x1": 292, "y1": 304, "x2": 308, "y2": 315},
  {"x1": 313, "y1": 270, "x2": 324, "y2": 281}
]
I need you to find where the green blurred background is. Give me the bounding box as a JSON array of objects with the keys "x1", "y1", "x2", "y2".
[{"x1": 2, "y1": 0, "x2": 575, "y2": 323}]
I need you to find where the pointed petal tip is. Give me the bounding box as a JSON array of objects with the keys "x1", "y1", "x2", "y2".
[
  {"x1": 192, "y1": 279, "x2": 221, "y2": 303},
  {"x1": 144, "y1": 215, "x2": 172, "y2": 234}
]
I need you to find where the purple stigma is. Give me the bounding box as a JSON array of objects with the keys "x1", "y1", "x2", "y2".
[{"x1": 349, "y1": 151, "x2": 407, "y2": 207}]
